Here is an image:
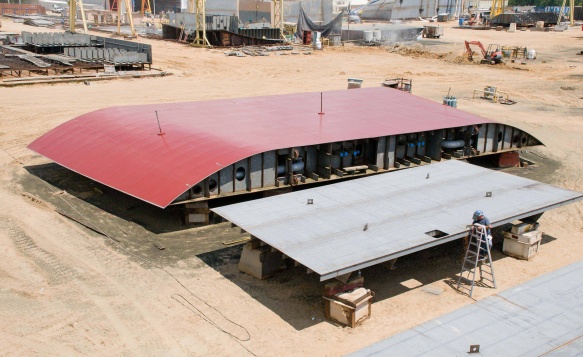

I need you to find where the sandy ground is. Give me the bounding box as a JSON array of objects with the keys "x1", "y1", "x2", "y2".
[{"x1": 1, "y1": 18, "x2": 582, "y2": 356}]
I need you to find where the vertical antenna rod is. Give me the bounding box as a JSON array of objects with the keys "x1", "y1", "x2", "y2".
[{"x1": 155, "y1": 110, "x2": 165, "y2": 135}]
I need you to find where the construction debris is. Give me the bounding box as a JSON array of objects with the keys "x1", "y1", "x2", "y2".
[
  {"x1": 382, "y1": 78, "x2": 412, "y2": 93},
  {"x1": 224, "y1": 51, "x2": 246, "y2": 57},
  {"x1": 23, "y1": 18, "x2": 56, "y2": 28},
  {"x1": 224, "y1": 45, "x2": 305, "y2": 57},
  {"x1": 242, "y1": 48, "x2": 269, "y2": 56},
  {"x1": 0, "y1": 70, "x2": 169, "y2": 86},
  {"x1": 473, "y1": 85, "x2": 516, "y2": 104}
]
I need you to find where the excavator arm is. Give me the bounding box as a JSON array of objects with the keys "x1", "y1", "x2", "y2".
[{"x1": 464, "y1": 41, "x2": 487, "y2": 61}]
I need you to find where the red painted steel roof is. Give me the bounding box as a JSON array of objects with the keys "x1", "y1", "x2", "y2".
[{"x1": 28, "y1": 87, "x2": 495, "y2": 208}]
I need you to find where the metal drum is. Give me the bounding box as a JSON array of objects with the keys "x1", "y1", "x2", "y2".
[
  {"x1": 363, "y1": 31, "x2": 373, "y2": 42},
  {"x1": 373, "y1": 29, "x2": 382, "y2": 41}
]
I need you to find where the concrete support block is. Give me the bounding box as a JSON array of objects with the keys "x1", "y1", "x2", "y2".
[
  {"x1": 238, "y1": 242, "x2": 284, "y2": 279},
  {"x1": 185, "y1": 202, "x2": 210, "y2": 225}
]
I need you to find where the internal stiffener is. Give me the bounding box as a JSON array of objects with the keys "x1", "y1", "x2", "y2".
[{"x1": 174, "y1": 123, "x2": 540, "y2": 223}]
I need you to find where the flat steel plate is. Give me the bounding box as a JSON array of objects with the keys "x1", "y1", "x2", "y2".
[
  {"x1": 349, "y1": 260, "x2": 583, "y2": 356},
  {"x1": 212, "y1": 160, "x2": 583, "y2": 281}
]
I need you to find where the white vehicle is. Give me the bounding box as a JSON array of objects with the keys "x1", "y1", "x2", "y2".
[{"x1": 51, "y1": 4, "x2": 64, "y2": 14}]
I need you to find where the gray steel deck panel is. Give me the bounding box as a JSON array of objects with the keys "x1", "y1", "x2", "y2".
[
  {"x1": 212, "y1": 161, "x2": 583, "y2": 281},
  {"x1": 349, "y1": 260, "x2": 583, "y2": 357}
]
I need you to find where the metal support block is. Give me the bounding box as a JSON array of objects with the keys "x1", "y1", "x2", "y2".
[
  {"x1": 415, "y1": 154, "x2": 432, "y2": 163},
  {"x1": 405, "y1": 156, "x2": 421, "y2": 165},
  {"x1": 238, "y1": 242, "x2": 285, "y2": 279},
  {"x1": 396, "y1": 158, "x2": 411, "y2": 166},
  {"x1": 184, "y1": 201, "x2": 210, "y2": 225}
]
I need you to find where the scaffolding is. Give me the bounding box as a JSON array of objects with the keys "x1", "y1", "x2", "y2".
[
  {"x1": 141, "y1": 0, "x2": 151, "y2": 16},
  {"x1": 116, "y1": 0, "x2": 136, "y2": 36},
  {"x1": 68, "y1": 0, "x2": 88, "y2": 34},
  {"x1": 272, "y1": 0, "x2": 285, "y2": 40},
  {"x1": 187, "y1": 0, "x2": 211, "y2": 47}
]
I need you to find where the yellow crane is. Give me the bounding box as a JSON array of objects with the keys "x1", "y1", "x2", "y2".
[
  {"x1": 187, "y1": 0, "x2": 210, "y2": 47},
  {"x1": 490, "y1": 0, "x2": 504, "y2": 18},
  {"x1": 116, "y1": 0, "x2": 136, "y2": 37},
  {"x1": 558, "y1": 0, "x2": 575, "y2": 26},
  {"x1": 273, "y1": 0, "x2": 285, "y2": 40},
  {"x1": 141, "y1": 0, "x2": 151, "y2": 15},
  {"x1": 68, "y1": 0, "x2": 88, "y2": 34}
]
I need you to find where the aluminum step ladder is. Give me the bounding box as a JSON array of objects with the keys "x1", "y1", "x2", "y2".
[{"x1": 457, "y1": 223, "x2": 497, "y2": 298}]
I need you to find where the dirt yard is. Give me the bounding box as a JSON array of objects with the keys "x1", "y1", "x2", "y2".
[{"x1": 0, "y1": 19, "x2": 582, "y2": 356}]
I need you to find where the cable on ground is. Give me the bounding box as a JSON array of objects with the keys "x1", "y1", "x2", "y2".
[{"x1": 11, "y1": 152, "x2": 254, "y2": 355}]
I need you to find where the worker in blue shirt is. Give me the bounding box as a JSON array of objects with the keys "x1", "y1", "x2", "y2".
[{"x1": 472, "y1": 210, "x2": 493, "y2": 256}]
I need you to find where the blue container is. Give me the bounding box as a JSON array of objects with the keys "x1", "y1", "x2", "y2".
[{"x1": 459, "y1": 18, "x2": 464, "y2": 26}]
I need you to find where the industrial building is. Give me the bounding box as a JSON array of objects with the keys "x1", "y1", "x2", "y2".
[{"x1": 358, "y1": 0, "x2": 509, "y2": 21}]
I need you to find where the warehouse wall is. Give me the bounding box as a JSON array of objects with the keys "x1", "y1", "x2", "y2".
[
  {"x1": 362, "y1": 0, "x2": 455, "y2": 20},
  {"x1": 207, "y1": 0, "x2": 238, "y2": 16},
  {"x1": 239, "y1": 0, "x2": 271, "y2": 24},
  {"x1": 285, "y1": 0, "x2": 334, "y2": 24}
]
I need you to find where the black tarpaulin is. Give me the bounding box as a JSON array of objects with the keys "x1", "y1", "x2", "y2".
[{"x1": 295, "y1": 5, "x2": 344, "y2": 40}]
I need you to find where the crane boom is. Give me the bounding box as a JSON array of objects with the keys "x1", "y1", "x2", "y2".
[{"x1": 490, "y1": 0, "x2": 504, "y2": 18}]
